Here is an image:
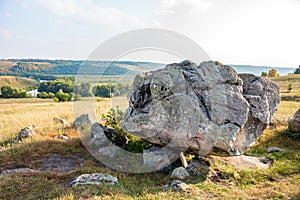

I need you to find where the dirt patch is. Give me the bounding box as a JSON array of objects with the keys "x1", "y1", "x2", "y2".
[{"x1": 37, "y1": 153, "x2": 86, "y2": 173}]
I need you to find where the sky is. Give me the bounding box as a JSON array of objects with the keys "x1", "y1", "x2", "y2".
[{"x1": 0, "y1": 0, "x2": 299, "y2": 67}]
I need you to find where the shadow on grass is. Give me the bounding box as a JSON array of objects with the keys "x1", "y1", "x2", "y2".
[{"x1": 0, "y1": 138, "x2": 208, "y2": 199}]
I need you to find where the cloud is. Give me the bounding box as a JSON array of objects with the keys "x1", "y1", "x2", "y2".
[
  {"x1": 0, "y1": 28, "x2": 10, "y2": 40},
  {"x1": 156, "y1": 0, "x2": 213, "y2": 15},
  {"x1": 35, "y1": 0, "x2": 143, "y2": 30}
]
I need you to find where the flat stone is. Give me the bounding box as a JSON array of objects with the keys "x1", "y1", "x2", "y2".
[
  {"x1": 71, "y1": 173, "x2": 118, "y2": 187},
  {"x1": 266, "y1": 147, "x2": 285, "y2": 153},
  {"x1": 1, "y1": 168, "x2": 39, "y2": 175},
  {"x1": 209, "y1": 155, "x2": 272, "y2": 170}
]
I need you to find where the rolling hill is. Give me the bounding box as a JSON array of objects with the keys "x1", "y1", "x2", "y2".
[
  {"x1": 0, "y1": 76, "x2": 39, "y2": 89},
  {"x1": 0, "y1": 59, "x2": 296, "y2": 78}
]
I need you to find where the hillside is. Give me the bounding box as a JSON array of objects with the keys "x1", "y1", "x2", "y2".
[
  {"x1": 0, "y1": 59, "x2": 165, "y2": 78},
  {"x1": 0, "y1": 76, "x2": 38, "y2": 89},
  {"x1": 0, "y1": 59, "x2": 296, "y2": 78}
]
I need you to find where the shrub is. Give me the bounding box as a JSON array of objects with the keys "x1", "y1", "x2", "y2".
[
  {"x1": 37, "y1": 92, "x2": 55, "y2": 99},
  {"x1": 54, "y1": 89, "x2": 70, "y2": 102},
  {"x1": 261, "y1": 72, "x2": 267, "y2": 77},
  {"x1": 268, "y1": 69, "x2": 279, "y2": 77},
  {"x1": 53, "y1": 97, "x2": 59, "y2": 102},
  {"x1": 287, "y1": 83, "x2": 292, "y2": 92},
  {"x1": 0, "y1": 86, "x2": 27, "y2": 98}
]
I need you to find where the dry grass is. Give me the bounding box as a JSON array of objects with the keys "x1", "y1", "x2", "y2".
[
  {"x1": 271, "y1": 74, "x2": 300, "y2": 98},
  {"x1": 0, "y1": 76, "x2": 38, "y2": 89},
  {"x1": 0, "y1": 96, "x2": 299, "y2": 199}
]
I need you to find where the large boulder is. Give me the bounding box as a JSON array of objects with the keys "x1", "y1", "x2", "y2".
[
  {"x1": 122, "y1": 61, "x2": 280, "y2": 157},
  {"x1": 288, "y1": 108, "x2": 300, "y2": 133}
]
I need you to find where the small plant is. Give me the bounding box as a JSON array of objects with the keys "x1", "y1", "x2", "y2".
[
  {"x1": 287, "y1": 83, "x2": 292, "y2": 92},
  {"x1": 102, "y1": 107, "x2": 152, "y2": 153}
]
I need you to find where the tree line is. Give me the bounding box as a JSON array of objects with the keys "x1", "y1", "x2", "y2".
[{"x1": 0, "y1": 78, "x2": 130, "y2": 101}]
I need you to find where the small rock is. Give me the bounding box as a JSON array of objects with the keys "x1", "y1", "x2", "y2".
[
  {"x1": 71, "y1": 173, "x2": 118, "y2": 187},
  {"x1": 10, "y1": 126, "x2": 35, "y2": 143},
  {"x1": 90, "y1": 122, "x2": 109, "y2": 146},
  {"x1": 53, "y1": 117, "x2": 69, "y2": 128},
  {"x1": 163, "y1": 180, "x2": 191, "y2": 192},
  {"x1": 55, "y1": 135, "x2": 72, "y2": 141},
  {"x1": 187, "y1": 158, "x2": 210, "y2": 175},
  {"x1": 288, "y1": 108, "x2": 300, "y2": 133},
  {"x1": 171, "y1": 167, "x2": 190, "y2": 180},
  {"x1": 266, "y1": 147, "x2": 285, "y2": 153},
  {"x1": 143, "y1": 146, "x2": 174, "y2": 170},
  {"x1": 1, "y1": 168, "x2": 39, "y2": 175},
  {"x1": 73, "y1": 114, "x2": 92, "y2": 130}
]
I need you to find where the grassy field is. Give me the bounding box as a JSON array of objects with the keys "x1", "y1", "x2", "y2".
[
  {"x1": 0, "y1": 83, "x2": 299, "y2": 199},
  {"x1": 0, "y1": 76, "x2": 39, "y2": 89},
  {"x1": 271, "y1": 74, "x2": 300, "y2": 100}
]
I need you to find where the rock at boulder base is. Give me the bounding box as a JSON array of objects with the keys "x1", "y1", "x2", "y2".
[
  {"x1": 171, "y1": 167, "x2": 190, "y2": 180},
  {"x1": 71, "y1": 173, "x2": 118, "y2": 187},
  {"x1": 288, "y1": 108, "x2": 300, "y2": 133},
  {"x1": 122, "y1": 60, "x2": 280, "y2": 157},
  {"x1": 163, "y1": 180, "x2": 191, "y2": 192}
]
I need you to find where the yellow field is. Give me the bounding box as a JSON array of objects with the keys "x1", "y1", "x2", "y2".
[{"x1": 0, "y1": 97, "x2": 128, "y2": 141}]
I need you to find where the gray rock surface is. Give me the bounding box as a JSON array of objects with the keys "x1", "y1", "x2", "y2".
[
  {"x1": 171, "y1": 167, "x2": 190, "y2": 180},
  {"x1": 90, "y1": 122, "x2": 108, "y2": 146},
  {"x1": 73, "y1": 114, "x2": 92, "y2": 130},
  {"x1": 187, "y1": 158, "x2": 210, "y2": 175},
  {"x1": 10, "y1": 126, "x2": 35, "y2": 143},
  {"x1": 288, "y1": 108, "x2": 300, "y2": 133},
  {"x1": 123, "y1": 60, "x2": 280, "y2": 157},
  {"x1": 71, "y1": 173, "x2": 118, "y2": 187},
  {"x1": 143, "y1": 146, "x2": 179, "y2": 170}
]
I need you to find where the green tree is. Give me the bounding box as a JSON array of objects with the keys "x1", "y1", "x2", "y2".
[
  {"x1": 0, "y1": 86, "x2": 27, "y2": 98},
  {"x1": 295, "y1": 66, "x2": 300, "y2": 74},
  {"x1": 261, "y1": 72, "x2": 267, "y2": 77}
]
